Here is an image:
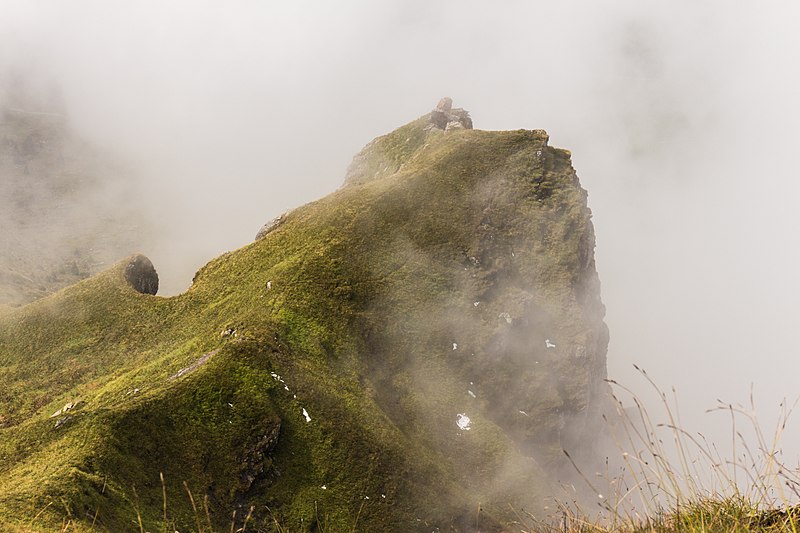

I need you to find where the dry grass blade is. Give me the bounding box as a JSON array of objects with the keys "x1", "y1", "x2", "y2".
[{"x1": 183, "y1": 481, "x2": 203, "y2": 533}]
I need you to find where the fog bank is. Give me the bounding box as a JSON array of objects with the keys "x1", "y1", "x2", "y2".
[{"x1": 3, "y1": 0, "x2": 800, "y2": 475}]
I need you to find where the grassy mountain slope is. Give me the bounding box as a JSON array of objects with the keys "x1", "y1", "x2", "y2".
[{"x1": 0, "y1": 114, "x2": 608, "y2": 531}]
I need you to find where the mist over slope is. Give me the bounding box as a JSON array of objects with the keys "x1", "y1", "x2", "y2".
[
  {"x1": 4, "y1": 0, "x2": 800, "y2": 515},
  {"x1": 0, "y1": 109, "x2": 609, "y2": 531},
  {"x1": 0, "y1": 70, "x2": 151, "y2": 307},
  {"x1": 6, "y1": 4, "x2": 800, "y2": 440}
]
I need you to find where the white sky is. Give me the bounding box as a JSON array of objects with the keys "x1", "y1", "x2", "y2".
[{"x1": 3, "y1": 0, "x2": 800, "y2": 470}]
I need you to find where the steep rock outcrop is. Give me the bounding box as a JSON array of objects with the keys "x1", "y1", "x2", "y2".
[
  {"x1": 254, "y1": 210, "x2": 291, "y2": 241},
  {"x1": 123, "y1": 254, "x2": 159, "y2": 295},
  {"x1": 429, "y1": 96, "x2": 474, "y2": 130}
]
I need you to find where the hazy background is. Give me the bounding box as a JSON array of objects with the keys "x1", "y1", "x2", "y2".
[{"x1": 3, "y1": 1, "x2": 800, "y2": 470}]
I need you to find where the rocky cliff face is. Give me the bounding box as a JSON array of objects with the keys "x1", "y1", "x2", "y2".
[{"x1": 0, "y1": 102, "x2": 609, "y2": 532}]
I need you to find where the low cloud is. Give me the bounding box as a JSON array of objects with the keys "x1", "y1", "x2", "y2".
[{"x1": 2, "y1": 0, "x2": 800, "y2": 485}]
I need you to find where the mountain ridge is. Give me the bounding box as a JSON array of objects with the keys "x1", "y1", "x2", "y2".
[{"x1": 0, "y1": 105, "x2": 609, "y2": 531}]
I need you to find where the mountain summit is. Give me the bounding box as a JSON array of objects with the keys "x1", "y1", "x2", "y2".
[{"x1": 0, "y1": 101, "x2": 609, "y2": 531}]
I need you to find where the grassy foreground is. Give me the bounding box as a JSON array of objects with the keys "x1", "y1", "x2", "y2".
[
  {"x1": 8, "y1": 371, "x2": 800, "y2": 532},
  {"x1": 531, "y1": 370, "x2": 800, "y2": 533},
  {"x1": 8, "y1": 498, "x2": 800, "y2": 533}
]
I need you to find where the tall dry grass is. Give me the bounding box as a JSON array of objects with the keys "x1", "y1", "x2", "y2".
[{"x1": 521, "y1": 366, "x2": 800, "y2": 532}]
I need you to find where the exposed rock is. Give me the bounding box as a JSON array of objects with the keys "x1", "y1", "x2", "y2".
[
  {"x1": 342, "y1": 98, "x2": 475, "y2": 187},
  {"x1": 255, "y1": 211, "x2": 290, "y2": 240},
  {"x1": 169, "y1": 349, "x2": 220, "y2": 380},
  {"x1": 49, "y1": 401, "x2": 81, "y2": 418},
  {"x1": 445, "y1": 120, "x2": 465, "y2": 131},
  {"x1": 237, "y1": 422, "x2": 281, "y2": 493},
  {"x1": 429, "y1": 97, "x2": 473, "y2": 131},
  {"x1": 436, "y1": 96, "x2": 453, "y2": 112},
  {"x1": 430, "y1": 109, "x2": 448, "y2": 130},
  {"x1": 124, "y1": 254, "x2": 158, "y2": 295},
  {"x1": 341, "y1": 138, "x2": 381, "y2": 186}
]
